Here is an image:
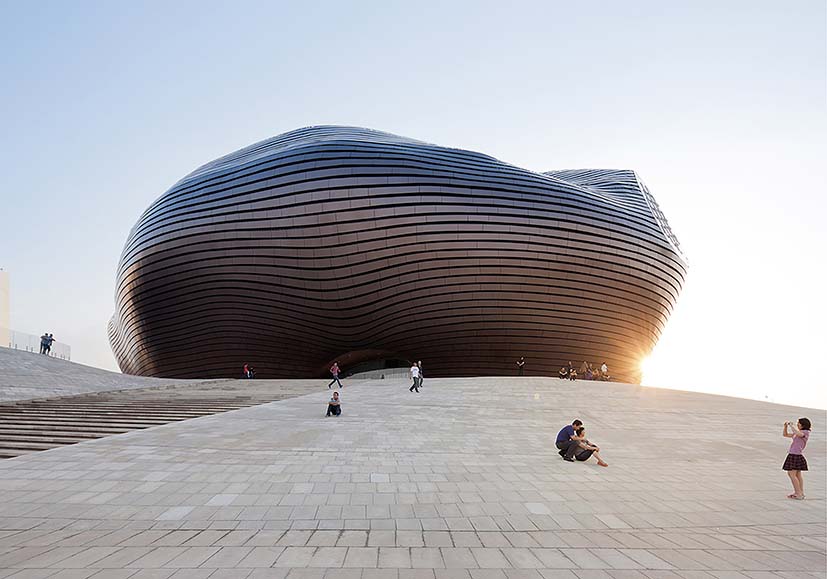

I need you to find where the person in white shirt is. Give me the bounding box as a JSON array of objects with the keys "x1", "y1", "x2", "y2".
[
  {"x1": 326, "y1": 391, "x2": 341, "y2": 417},
  {"x1": 409, "y1": 363, "x2": 421, "y2": 392}
]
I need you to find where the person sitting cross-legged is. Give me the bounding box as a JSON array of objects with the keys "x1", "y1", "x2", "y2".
[{"x1": 326, "y1": 391, "x2": 341, "y2": 417}]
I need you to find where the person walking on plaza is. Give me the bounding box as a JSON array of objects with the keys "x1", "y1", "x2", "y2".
[
  {"x1": 39, "y1": 332, "x2": 49, "y2": 355},
  {"x1": 328, "y1": 362, "x2": 343, "y2": 389},
  {"x1": 326, "y1": 391, "x2": 341, "y2": 417},
  {"x1": 556, "y1": 419, "x2": 584, "y2": 462},
  {"x1": 782, "y1": 417, "x2": 811, "y2": 499},
  {"x1": 517, "y1": 357, "x2": 525, "y2": 376},
  {"x1": 416, "y1": 360, "x2": 424, "y2": 388},
  {"x1": 409, "y1": 362, "x2": 421, "y2": 392}
]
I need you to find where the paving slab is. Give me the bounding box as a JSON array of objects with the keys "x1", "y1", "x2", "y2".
[{"x1": 0, "y1": 376, "x2": 823, "y2": 576}]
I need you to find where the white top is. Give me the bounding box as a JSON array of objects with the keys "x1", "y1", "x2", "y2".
[
  {"x1": 601, "y1": 363, "x2": 608, "y2": 373},
  {"x1": 410, "y1": 366, "x2": 420, "y2": 378}
]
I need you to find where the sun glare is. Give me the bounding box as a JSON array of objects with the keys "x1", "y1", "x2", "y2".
[{"x1": 639, "y1": 354, "x2": 662, "y2": 386}]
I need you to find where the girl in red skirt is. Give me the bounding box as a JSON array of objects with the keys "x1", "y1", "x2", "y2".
[{"x1": 782, "y1": 417, "x2": 811, "y2": 500}]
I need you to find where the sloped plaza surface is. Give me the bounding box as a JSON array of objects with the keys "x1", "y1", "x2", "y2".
[{"x1": 0, "y1": 376, "x2": 824, "y2": 578}]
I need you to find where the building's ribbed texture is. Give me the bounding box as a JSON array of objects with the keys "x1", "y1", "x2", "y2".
[{"x1": 109, "y1": 126, "x2": 686, "y2": 381}]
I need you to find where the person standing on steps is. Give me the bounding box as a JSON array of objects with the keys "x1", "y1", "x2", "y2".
[
  {"x1": 517, "y1": 357, "x2": 525, "y2": 376},
  {"x1": 328, "y1": 361, "x2": 343, "y2": 389},
  {"x1": 409, "y1": 362, "x2": 421, "y2": 392}
]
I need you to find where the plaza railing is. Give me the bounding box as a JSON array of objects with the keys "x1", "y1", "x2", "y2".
[{"x1": 0, "y1": 328, "x2": 71, "y2": 360}]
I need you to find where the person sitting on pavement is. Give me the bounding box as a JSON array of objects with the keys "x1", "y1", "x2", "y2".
[
  {"x1": 326, "y1": 391, "x2": 341, "y2": 417},
  {"x1": 558, "y1": 366, "x2": 569, "y2": 379},
  {"x1": 555, "y1": 419, "x2": 584, "y2": 462},
  {"x1": 600, "y1": 362, "x2": 610, "y2": 381},
  {"x1": 573, "y1": 427, "x2": 608, "y2": 467}
]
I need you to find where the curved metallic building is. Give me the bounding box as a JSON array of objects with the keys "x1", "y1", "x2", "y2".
[{"x1": 109, "y1": 126, "x2": 686, "y2": 382}]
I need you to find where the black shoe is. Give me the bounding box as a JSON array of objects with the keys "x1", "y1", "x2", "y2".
[
  {"x1": 558, "y1": 450, "x2": 566, "y2": 457},
  {"x1": 563, "y1": 457, "x2": 574, "y2": 462}
]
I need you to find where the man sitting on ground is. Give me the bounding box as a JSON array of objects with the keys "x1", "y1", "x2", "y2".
[
  {"x1": 326, "y1": 391, "x2": 341, "y2": 417},
  {"x1": 558, "y1": 366, "x2": 569, "y2": 379},
  {"x1": 556, "y1": 419, "x2": 584, "y2": 462}
]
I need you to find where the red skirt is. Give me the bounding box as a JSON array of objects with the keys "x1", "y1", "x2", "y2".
[{"x1": 782, "y1": 453, "x2": 808, "y2": 471}]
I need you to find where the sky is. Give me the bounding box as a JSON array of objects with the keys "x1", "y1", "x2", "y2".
[{"x1": 1, "y1": 1, "x2": 825, "y2": 409}]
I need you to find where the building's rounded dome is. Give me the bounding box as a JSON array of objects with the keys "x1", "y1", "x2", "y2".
[{"x1": 109, "y1": 126, "x2": 686, "y2": 381}]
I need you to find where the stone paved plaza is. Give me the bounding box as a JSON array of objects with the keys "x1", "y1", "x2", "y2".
[{"x1": 0, "y1": 376, "x2": 824, "y2": 578}]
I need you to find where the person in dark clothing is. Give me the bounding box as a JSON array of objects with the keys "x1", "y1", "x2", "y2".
[
  {"x1": 326, "y1": 391, "x2": 341, "y2": 416},
  {"x1": 39, "y1": 333, "x2": 49, "y2": 355},
  {"x1": 555, "y1": 419, "x2": 584, "y2": 462},
  {"x1": 45, "y1": 334, "x2": 55, "y2": 355},
  {"x1": 328, "y1": 362, "x2": 343, "y2": 389},
  {"x1": 517, "y1": 357, "x2": 525, "y2": 376}
]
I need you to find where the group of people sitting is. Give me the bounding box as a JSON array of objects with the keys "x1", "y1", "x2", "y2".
[
  {"x1": 555, "y1": 419, "x2": 608, "y2": 467},
  {"x1": 559, "y1": 360, "x2": 609, "y2": 381}
]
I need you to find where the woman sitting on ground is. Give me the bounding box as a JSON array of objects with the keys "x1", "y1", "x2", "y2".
[
  {"x1": 574, "y1": 427, "x2": 608, "y2": 467},
  {"x1": 558, "y1": 367, "x2": 568, "y2": 379}
]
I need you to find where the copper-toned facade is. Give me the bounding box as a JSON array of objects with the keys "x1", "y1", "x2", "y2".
[{"x1": 109, "y1": 126, "x2": 686, "y2": 382}]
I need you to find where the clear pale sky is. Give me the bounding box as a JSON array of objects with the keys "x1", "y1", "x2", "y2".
[{"x1": 1, "y1": 1, "x2": 825, "y2": 409}]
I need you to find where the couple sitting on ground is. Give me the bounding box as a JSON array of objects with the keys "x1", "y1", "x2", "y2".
[{"x1": 555, "y1": 419, "x2": 608, "y2": 467}]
